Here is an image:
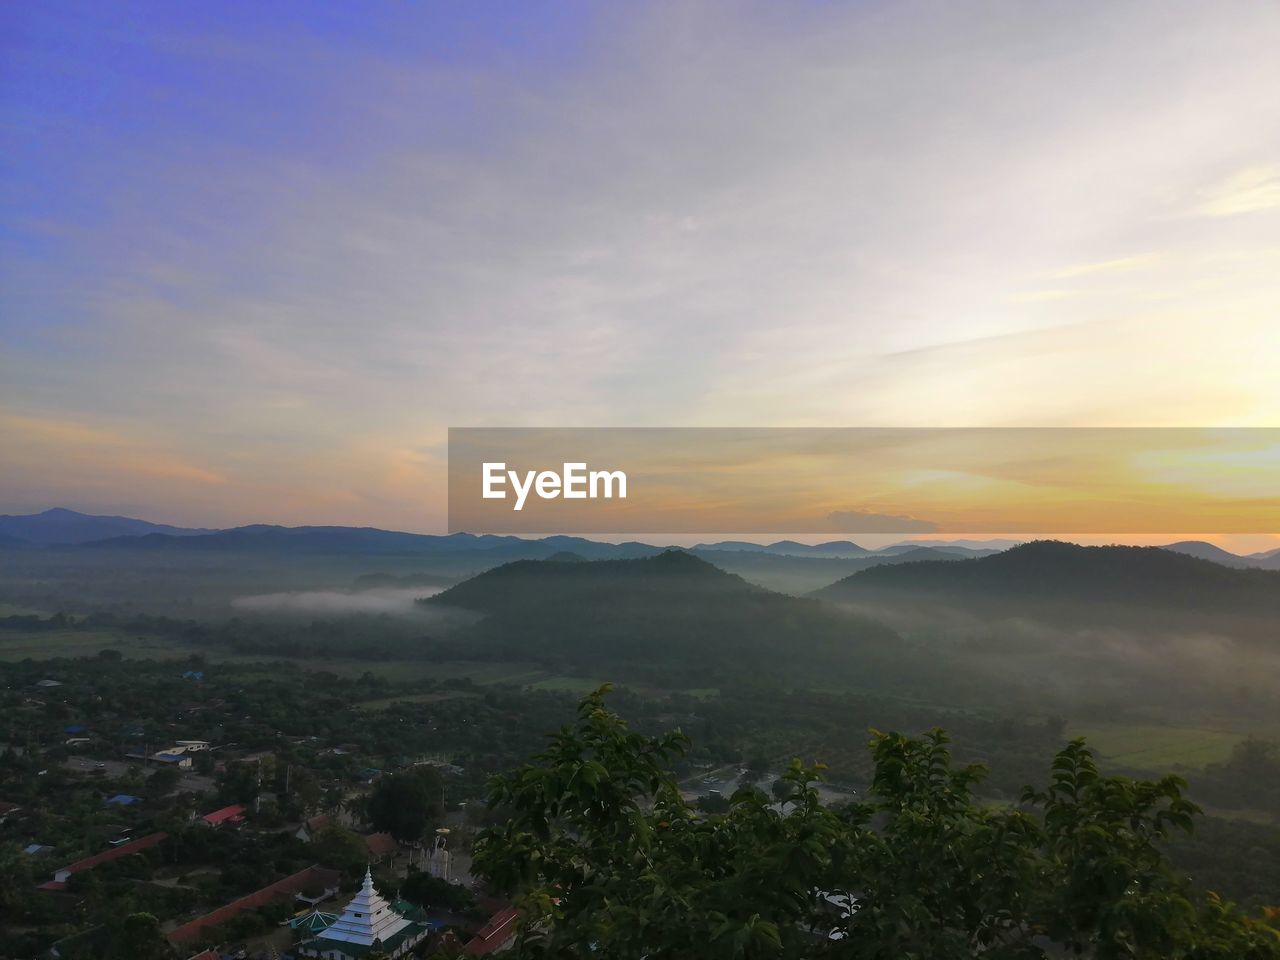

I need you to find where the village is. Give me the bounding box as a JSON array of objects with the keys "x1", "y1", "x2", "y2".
[{"x1": 0, "y1": 658, "x2": 553, "y2": 959}]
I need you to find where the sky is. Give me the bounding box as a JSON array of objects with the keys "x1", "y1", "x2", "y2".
[{"x1": 2, "y1": 1, "x2": 1278, "y2": 543}]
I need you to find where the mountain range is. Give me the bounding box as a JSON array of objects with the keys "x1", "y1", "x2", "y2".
[
  {"x1": 0, "y1": 507, "x2": 215, "y2": 544},
  {"x1": 813, "y1": 540, "x2": 1280, "y2": 613},
  {"x1": 0, "y1": 508, "x2": 1276, "y2": 570}
]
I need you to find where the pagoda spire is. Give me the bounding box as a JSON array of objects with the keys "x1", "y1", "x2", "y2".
[{"x1": 311, "y1": 862, "x2": 413, "y2": 948}]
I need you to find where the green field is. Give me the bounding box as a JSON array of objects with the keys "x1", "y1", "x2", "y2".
[
  {"x1": 358, "y1": 689, "x2": 479, "y2": 708},
  {"x1": 0, "y1": 627, "x2": 550, "y2": 688},
  {"x1": 1071, "y1": 723, "x2": 1243, "y2": 772},
  {"x1": 528, "y1": 675, "x2": 609, "y2": 694},
  {"x1": 0, "y1": 628, "x2": 190, "y2": 661},
  {"x1": 681, "y1": 687, "x2": 720, "y2": 700}
]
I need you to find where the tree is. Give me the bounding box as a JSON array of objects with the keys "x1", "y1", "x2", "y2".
[
  {"x1": 769, "y1": 777, "x2": 794, "y2": 806},
  {"x1": 313, "y1": 825, "x2": 369, "y2": 880},
  {"x1": 216, "y1": 759, "x2": 261, "y2": 805},
  {"x1": 280, "y1": 765, "x2": 322, "y2": 818},
  {"x1": 366, "y1": 767, "x2": 444, "y2": 843},
  {"x1": 742, "y1": 752, "x2": 770, "y2": 783},
  {"x1": 108, "y1": 912, "x2": 173, "y2": 960},
  {"x1": 401, "y1": 869, "x2": 476, "y2": 913},
  {"x1": 192, "y1": 749, "x2": 216, "y2": 776},
  {"x1": 145, "y1": 765, "x2": 181, "y2": 798},
  {"x1": 697, "y1": 792, "x2": 731, "y2": 814},
  {"x1": 0, "y1": 842, "x2": 32, "y2": 919},
  {"x1": 474, "y1": 687, "x2": 1280, "y2": 960}
]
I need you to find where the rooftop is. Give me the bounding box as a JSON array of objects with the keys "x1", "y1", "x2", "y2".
[
  {"x1": 200, "y1": 803, "x2": 246, "y2": 825},
  {"x1": 465, "y1": 906, "x2": 519, "y2": 956},
  {"x1": 168, "y1": 864, "x2": 341, "y2": 944},
  {"x1": 39, "y1": 831, "x2": 168, "y2": 890},
  {"x1": 364, "y1": 832, "x2": 398, "y2": 858}
]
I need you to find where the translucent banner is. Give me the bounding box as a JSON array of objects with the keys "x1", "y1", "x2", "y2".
[{"x1": 447, "y1": 427, "x2": 1280, "y2": 534}]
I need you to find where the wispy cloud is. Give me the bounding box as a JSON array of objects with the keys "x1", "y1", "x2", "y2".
[
  {"x1": 1007, "y1": 289, "x2": 1083, "y2": 304},
  {"x1": 1193, "y1": 165, "x2": 1280, "y2": 217},
  {"x1": 1051, "y1": 255, "x2": 1160, "y2": 279},
  {"x1": 2, "y1": 412, "x2": 227, "y2": 486}
]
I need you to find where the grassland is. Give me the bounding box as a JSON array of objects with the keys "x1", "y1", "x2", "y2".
[
  {"x1": 0, "y1": 628, "x2": 188, "y2": 661},
  {"x1": 528, "y1": 675, "x2": 609, "y2": 694},
  {"x1": 0, "y1": 625, "x2": 654, "y2": 714},
  {"x1": 1071, "y1": 722, "x2": 1244, "y2": 773}
]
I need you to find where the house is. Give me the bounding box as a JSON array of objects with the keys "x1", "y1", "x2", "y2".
[
  {"x1": 199, "y1": 803, "x2": 246, "y2": 826},
  {"x1": 464, "y1": 906, "x2": 519, "y2": 955},
  {"x1": 364, "y1": 832, "x2": 399, "y2": 864},
  {"x1": 167, "y1": 865, "x2": 341, "y2": 946},
  {"x1": 296, "y1": 813, "x2": 333, "y2": 842},
  {"x1": 38, "y1": 832, "x2": 169, "y2": 890},
  {"x1": 35, "y1": 679, "x2": 62, "y2": 688},
  {"x1": 123, "y1": 746, "x2": 193, "y2": 768},
  {"x1": 296, "y1": 869, "x2": 431, "y2": 959},
  {"x1": 152, "y1": 749, "x2": 194, "y2": 769},
  {"x1": 0, "y1": 800, "x2": 21, "y2": 822},
  {"x1": 23, "y1": 843, "x2": 54, "y2": 857},
  {"x1": 104, "y1": 794, "x2": 141, "y2": 806}
]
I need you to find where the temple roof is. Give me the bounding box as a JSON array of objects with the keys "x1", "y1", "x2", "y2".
[
  {"x1": 290, "y1": 909, "x2": 339, "y2": 933},
  {"x1": 314, "y1": 868, "x2": 413, "y2": 947}
]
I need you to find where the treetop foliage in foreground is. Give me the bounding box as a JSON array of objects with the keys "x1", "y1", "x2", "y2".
[{"x1": 474, "y1": 687, "x2": 1280, "y2": 959}]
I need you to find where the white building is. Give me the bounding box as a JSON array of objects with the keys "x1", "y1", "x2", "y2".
[{"x1": 297, "y1": 868, "x2": 430, "y2": 959}]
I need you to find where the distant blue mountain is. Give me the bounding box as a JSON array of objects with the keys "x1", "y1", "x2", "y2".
[
  {"x1": 692, "y1": 539, "x2": 873, "y2": 558},
  {"x1": 1162, "y1": 540, "x2": 1280, "y2": 570},
  {"x1": 82, "y1": 523, "x2": 668, "y2": 559},
  {"x1": 0, "y1": 508, "x2": 215, "y2": 545},
  {"x1": 7, "y1": 507, "x2": 1273, "y2": 571}
]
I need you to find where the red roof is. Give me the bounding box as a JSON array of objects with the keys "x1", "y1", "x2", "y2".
[
  {"x1": 200, "y1": 803, "x2": 246, "y2": 825},
  {"x1": 303, "y1": 814, "x2": 332, "y2": 832},
  {"x1": 465, "y1": 906, "x2": 519, "y2": 956},
  {"x1": 42, "y1": 831, "x2": 168, "y2": 886},
  {"x1": 364, "y1": 832, "x2": 398, "y2": 857},
  {"x1": 167, "y1": 864, "x2": 341, "y2": 944}
]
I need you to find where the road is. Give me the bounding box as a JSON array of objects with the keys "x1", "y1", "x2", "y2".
[{"x1": 63, "y1": 755, "x2": 217, "y2": 794}]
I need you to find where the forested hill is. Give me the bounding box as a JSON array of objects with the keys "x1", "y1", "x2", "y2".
[
  {"x1": 424, "y1": 551, "x2": 905, "y2": 687},
  {"x1": 813, "y1": 540, "x2": 1280, "y2": 614},
  {"x1": 429, "y1": 548, "x2": 756, "y2": 610}
]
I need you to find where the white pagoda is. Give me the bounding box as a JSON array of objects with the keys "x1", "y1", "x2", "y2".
[{"x1": 297, "y1": 867, "x2": 430, "y2": 959}]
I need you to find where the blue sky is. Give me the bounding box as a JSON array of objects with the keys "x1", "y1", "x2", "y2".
[{"x1": 2, "y1": 1, "x2": 1278, "y2": 536}]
